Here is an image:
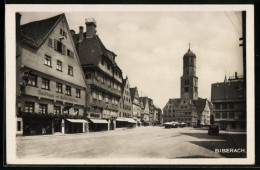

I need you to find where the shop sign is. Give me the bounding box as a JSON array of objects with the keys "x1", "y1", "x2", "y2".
[{"x1": 38, "y1": 90, "x2": 78, "y2": 103}]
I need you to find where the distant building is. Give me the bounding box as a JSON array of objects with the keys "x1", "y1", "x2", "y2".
[
  {"x1": 72, "y1": 18, "x2": 123, "y2": 131},
  {"x1": 130, "y1": 87, "x2": 142, "y2": 125},
  {"x1": 211, "y1": 72, "x2": 246, "y2": 131},
  {"x1": 16, "y1": 13, "x2": 88, "y2": 136},
  {"x1": 163, "y1": 45, "x2": 213, "y2": 126},
  {"x1": 139, "y1": 97, "x2": 150, "y2": 125},
  {"x1": 148, "y1": 98, "x2": 155, "y2": 125},
  {"x1": 154, "y1": 107, "x2": 162, "y2": 125},
  {"x1": 117, "y1": 76, "x2": 136, "y2": 128}
]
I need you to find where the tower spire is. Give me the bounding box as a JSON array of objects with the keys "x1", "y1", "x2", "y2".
[{"x1": 189, "y1": 43, "x2": 190, "y2": 51}]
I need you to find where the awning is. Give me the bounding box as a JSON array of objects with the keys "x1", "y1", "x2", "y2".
[
  {"x1": 89, "y1": 118, "x2": 108, "y2": 124},
  {"x1": 116, "y1": 117, "x2": 127, "y2": 122},
  {"x1": 124, "y1": 118, "x2": 137, "y2": 124},
  {"x1": 66, "y1": 119, "x2": 89, "y2": 123}
]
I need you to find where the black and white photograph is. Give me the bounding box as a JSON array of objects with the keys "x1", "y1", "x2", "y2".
[{"x1": 5, "y1": 4, "x2": 254, "y2": 165}]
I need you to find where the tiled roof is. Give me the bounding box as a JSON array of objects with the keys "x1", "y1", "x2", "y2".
[
  {"x1": 211, "y1": 80, "x2": 245, "y2": 100},
  {"x1": 19, "y1": 13, "x2": 64, "y2": 48},
  {"x1": 139, "y1": 97, "x2": 148, "y2": 106},
  {"x1": 73, "y1": 33, "x2": 118, "y2": 67},
  {"x1": 170, "y1": 98, "x2": 181, "y2": 107},
  {"x1": 193, "y1": 98, "x2": 207, "y2": 112}
]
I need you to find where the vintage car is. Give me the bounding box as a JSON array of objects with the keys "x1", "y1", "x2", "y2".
[{"x1": 208, "y1": 125, "x2": 219, "y2": 135}]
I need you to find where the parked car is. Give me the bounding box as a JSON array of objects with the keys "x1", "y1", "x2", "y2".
[{"x1": 208, "y1": 125, "x2": 219, "y2": 135}]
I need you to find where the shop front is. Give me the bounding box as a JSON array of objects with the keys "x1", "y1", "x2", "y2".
[
  {"x1": 116, "y1": 117, "x2": 128, "y2": 128},
  {"x1": 65, "y1": 119, "x2": 89, "y2": 133},
  {"x1": 124, "y1": 118, "x2": 137, "y2": 128},
  {"x1": 88, "y1": 118, "x2": 108, "y2": 132}
]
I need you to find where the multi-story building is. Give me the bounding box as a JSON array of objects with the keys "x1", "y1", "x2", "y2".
[
  {"x1": 148, "y1": 98, "x2": 155, "y2": 125},
  {"x1": 163, "y1": 45, "x2": 213, "y2": 126},
  {"x1": 72, "y1": 18, "x2": 123, "y2": 131},
  {"x1": 155, "y1": 107, "x2": 162, "y2": 125},
  {"x1": 130, "y1": 87, "x2": 142, "y2": 124},
  {"x1": 117, "y1": 76, "x2": 135, "y2": 128},
  {"x1": 211, "y1": 72, "x2": 246, "y2": 131},
  {"x1": 139, "y1": 97, "x2": 150, "y2": 125},
  {"x1": 16, "y1": 13, "x2": 88, "y2": 136}
]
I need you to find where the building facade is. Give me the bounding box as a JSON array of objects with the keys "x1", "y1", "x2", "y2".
[
  {"x1": 148, "y1": 98, "x2": 155, "y2": 125},
  {"x1": 16, "y1": 13, "x2": 88, "y2": 136},
  {"x1": 163, "y1": 46, "x2": 212, "y2": 126},
  {"x1": 72, "y1": 18, "x2": 123, "y2": 131},
  {"x1": 211, "y1": 73, "x2": 246, "y2": 131},
  {"x1": 139, "y1": 97, "x2": 150, "y2": 125},
  {"x1": 117, "y1": 76, "x2": 135, "y2": 128},
  {"x1": 130, "y1": 87, "x2": 142, "y2": 124}
]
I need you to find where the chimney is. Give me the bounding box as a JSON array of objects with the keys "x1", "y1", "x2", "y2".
[
  {"x1": 70, "y1": 29, "x2": 75, "y2": 36},
  {"x1": 235, "y1": 72, "x2": 238, "y2": 79},
  {"x1": 16, "y1": 12, "x2": 21, "y2": 32},
  {"x1": 85, "y1": 18, "x2": 97, "y2": 38},
  {"x1": 79, "y1": 26, "x2": 84, "y2": 42}
]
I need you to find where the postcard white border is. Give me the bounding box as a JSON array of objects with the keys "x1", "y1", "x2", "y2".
[{"x1": 5, "y1": 4, "x2": 255, "y2": 165}]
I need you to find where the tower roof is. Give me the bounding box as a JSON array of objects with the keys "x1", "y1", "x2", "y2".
[{"x1": 184, "y1": 43, "x2": 196, "y2": 58}]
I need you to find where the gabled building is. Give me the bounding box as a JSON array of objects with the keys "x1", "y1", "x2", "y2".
[
  {"x1": 211, "y1": 72, "x2": 246, "y2": 131},
  {"x1": 163, "y1": 45, "x2": 213, "y2": 126},
  {"x1": 16, "y1": 13, "x2": 88, "y2": 136},
  {"x1": 148, "y1": 98, "x2": 155, "y2": 125},
  {"x1": 117, "y1": 76, "x2": 135, "y2": 128},
  {"x1": 139, "y1": 97, "x2": 150, "y2": 125},
  {"x1": 130, "y1": 87, "x2": 142, "y2": 124},
  {"x1": 72, "y1": 18, "x2": 123, "y2": 131}
]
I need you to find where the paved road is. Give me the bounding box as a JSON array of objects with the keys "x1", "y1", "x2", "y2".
[{"x1": 16, "y1": 126, "x2": 246, "y2": 159}]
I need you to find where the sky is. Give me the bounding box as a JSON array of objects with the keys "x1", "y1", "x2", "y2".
[{"x1": 20, "y1": 11, "x2": 243, "y2": 109}]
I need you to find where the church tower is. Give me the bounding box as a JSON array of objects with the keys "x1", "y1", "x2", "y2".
[{"x1": 180, "y1": 44, "x2": 198, "y2": 100}]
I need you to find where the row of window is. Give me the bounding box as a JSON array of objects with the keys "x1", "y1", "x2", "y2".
[
  {"x1": 24, "y1": 102, "x2": 79, "y2": 115},
  {"x1": 26, "y1": 74, "x2": 81, "y2": 98},
  {"x1": 215, "y1": 112, "x2": 234, "y2": 119},
  {"x1": 45, "y1": 55, "x2": 74, "y2": 76},
  {"x1": 214, "y1": 103, "x2": 235, "y2": 110},
  {"x1": 101, "y1": 59, "x2": 122, "y2": 78},
  {"x1": 92, "y1": 72, "x2": 122, "y2": 92},
  {"x1": 91, "y1": 90, "x2": 119, "y2": 105}
]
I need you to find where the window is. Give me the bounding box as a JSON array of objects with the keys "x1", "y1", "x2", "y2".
[
  {"x1": 229, "y1": 112, "x2": 234, "y2": 119},
  {"x1": 105, "y1": 95, "x2": 109, "y2": 103},
  {"x1": 65, "y1": 86, "x2": 71, "y2": 95},
  {"x1": 27, "y1": 74, "x2": 37, "y2": 87},
  {"x1": 92, "y1": 91, "x2": 96, "y2": 99},
  {"x1": 184, "y1": 87, "x2": 189, "y2": 92},
  {"x1": 39, "y1": 104, "x2": 48, "y2": 114},
  {"x1": 74, "y1": 108, "x2": 79, "y2": 115},
  {"x1": 47, "y1": 38, "x2": 53, "y2": 47},
  {"x1": 54, "y1": 39, "x2": 66, "y2": 54},
  {"x1": 60, "y1": 29, "x2": 67, "y2": 38},
  {"x1": 215, "y1": 103, "x2": 220, "y2": 109},
  {"x1": 42, "y1": 78, "x2": 50, "y2": 90},
  {"x1": 107, "y1": 64, "x2": 110, "y2": 70},
  {"x1": 57, "y1": 60, "x2": 62, "y2": 71},
  {"x1": 56, "y1": 82, "x2": 62, "y2": 93},
  {"x1": 229, "y1": 103, "x2": 235, "y2": 109},
  {"x1": 63, "y1": 108, "x2": 69, "y2": 115},
  {"x1": 76, "y1": 89, "x2": 81, "y2": 98},
  {"x1": 67, "y1": 49, "x2": 74, "y2": 58},
  {"x1": 215, "y1": 112, "x2": 220, "y2": 119},
  {"x1": 44, "y1": 55, "x2": 52, "y2": 67},
  {"x1": 101, "y1": 59, "x2": 104, "y2": 65},
  {"x1": 25, "y1": 102, "x2": 34, "y2": 113},
  {"x1": 222, "y1": 112, "x2": 227, "y2": 119},
  {"x1": 54, "y1": 106, "x2": 61, "y2": 114},
  {"x1": 17, "y1": 121, "x2": 21, "y2": 131},
  {"x1": 68, "y1": 66, "x2": 73, "y2": 76},
  {"x1": 222, "y1": 103, "x2": 227, "y2": 109}
]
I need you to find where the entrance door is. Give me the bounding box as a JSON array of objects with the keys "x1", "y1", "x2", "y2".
[{"x1": 54, "y1": 118, "x2": 61, "y2": 132}]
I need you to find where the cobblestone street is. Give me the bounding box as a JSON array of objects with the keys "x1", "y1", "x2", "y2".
[{"x1": 16, "y1": 126, "x2": 246, "y2": 159}]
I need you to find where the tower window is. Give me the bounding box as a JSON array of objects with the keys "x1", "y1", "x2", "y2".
[{"x1": 184, "y1": 87, "x2": 189, "y2": 92}]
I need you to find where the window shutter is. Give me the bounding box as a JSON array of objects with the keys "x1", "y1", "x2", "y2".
[
  {"x1": 62, "y1": 44, "x2": 66, "y2": 55},
  {"x1": 70, "y1": 51, "x2": 74, "y2": 58},
  {"x1": 54, "y1": 39, "x2": 58, "y2": 51}
]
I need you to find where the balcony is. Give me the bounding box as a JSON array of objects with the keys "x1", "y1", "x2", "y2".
[{"x1": 87, "y1": 79, "x2": 122, "y2": 97}]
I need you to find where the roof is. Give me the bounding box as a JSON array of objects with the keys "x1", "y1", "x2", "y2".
[
  {"x1": 73, "y1": 33, "x2": 119, "y2": 68},
  {"x1": 20, "y1": 13, "x2": 64, "y2": 48},
  {"x1": 139, "y1": 97, "x2": 148, "y2": 106},
  {"x1": 184, "y1": 49, "x2": 196, "y2": 58},
  {"x1": 129, "y1": 87, "x2": 137, "y2": 101},
  {"x1": 211, "y1": 80, "x2": 245, "y2": 100},
  {"x1": 193, "y1": 98, "x2": 207, "y2": 112},
  {"x1": 148, "y1": 98, "x2": 154, "y2": 107},
  {"x1": 169, "y1": 98, "x2": 181, "y2": 107}
]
